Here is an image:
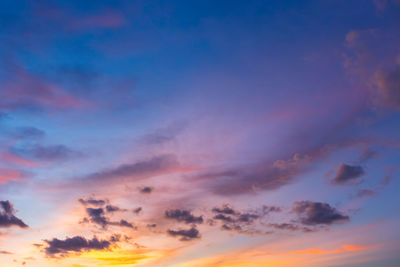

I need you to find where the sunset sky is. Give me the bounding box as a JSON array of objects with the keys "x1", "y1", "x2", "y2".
[{"x1": 0, "y1": 0, "x2": 400, "y2": 266}]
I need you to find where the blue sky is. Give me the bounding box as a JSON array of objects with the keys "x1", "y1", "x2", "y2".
[{"x1": 0, "y1": 1, "x2": 399, "y2": 266}]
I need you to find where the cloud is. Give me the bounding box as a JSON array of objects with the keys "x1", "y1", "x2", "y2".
[
  {"x1": 212, "y1": 204, "x2": 237, "y2": 215},
  {"x1": 44, "y1": 236, "x2": 114, "y2": 256},
  {"x1": 0, "y1": 200, "x2": 28, "y2": 228},
  {"x1": 211, "y1": 204, "x2": 278, "y2": 234},
  {"x1": 139, "y1": 186, "x2": 153, "y2": 194},
  {"x1": 356, "y1": 189, "x2": 378, "y2": 197},
  {"x1": 115, "y1": 219, "x2": 134, "y2": 228},
  {"x1": 167, "y1": 227, "x2": 200, "y2": 241},
  {"x1": 83, "y1": 206, "x2": 133, "y2": 229},
  {"x1": 85, "y1": 208, "x2": 108, "y2": 228},
  {"x1": 373, "y1": 0, "x2": 400, "y2": 11},
  {"x1": 292, "y1": 201, "x2": 349, "y2": 225},
  {"x1": 0, "y1": 168, "x2": 24, "y2": 184},
  {"x1": 0, "y1": 152, "x2": 38, "y2": 167},
  {"x1": 87, "y1": 154, "x2": 182, "y2": 183},
  {"x1": 198, "y1": 142, "x2": 368, "y2": 195},
  {"x1": 165, "y1": 209, "x2": 203, "y2": 224},
  {"x1": 133, "y1": 207, "x2": 142, "y2": 215},
  {"x1": 78, "y1": 198, "x2": 106, "y2": 207},
  {"x1": 13, "y1": 127, "x2": 45, "y2": 139},
  {"x1": 332, "y1": 163, "x2": 364, "y2": 184},
  {"x1": 0, "y1": 63, "x2": 86, "y2": 111},
  {"x1": 105, "y1": 205, "x2": 125, "y2": 213},
  {"x1": 268, "y1": 223, "x2": 312, "y2": 232},
  {"x1": 197, "y1": 153, "x2": 311, "y2": 195},
  {"x1": 374, "y1": 67, "x2": 400, "y2": 110},
  {"x1": 12, "y1": 144, "x2": 77, "y2": 161},
  {"x1": 139, "y1": 121, "x2": 187, "y2": 145}
]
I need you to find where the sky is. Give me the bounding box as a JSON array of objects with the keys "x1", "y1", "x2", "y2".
[{"x1": 0, "y1": 0, "x2": 399, "y2": 266}]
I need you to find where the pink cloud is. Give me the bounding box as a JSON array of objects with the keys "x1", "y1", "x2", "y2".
[
  {"x1": 0, "y1": 64, "x2": 89, "y2": 110},
  {"x1": 0, "y1": 152, "x2": 39, "y2": 167},
  {"x1": 0, "y1": 168, "x2": 22, "y2": 183}
]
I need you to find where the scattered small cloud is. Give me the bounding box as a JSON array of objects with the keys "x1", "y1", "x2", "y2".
[
  {"x1": 165, "y1": 209, "x2": 203, "y2": 224},
  {"x1": 292, "y1": 201, "x2": 349, "y2": 225},
  {"x1": 139, "y1": 186, "x2": 153, "y2": 194},
  {"x1": 331, "y1": 163, "x2": 364, "y2": 185},
  {"x1": 167, "y1": 227, "x2": 200, "y2": 241}
]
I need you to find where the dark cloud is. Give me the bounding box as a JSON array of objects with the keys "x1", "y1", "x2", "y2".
[
  {"x1": 0, "y1": 200, "x2": 28, "y2": 229},
  {"x1": 262, "y1": 206, "x2": 282, "y2": 213},
  {"x1": 84, "y1": 207, "x2": 133, "y2": 229},
  {"x1": 12, "y1": 144, "x2": 77, "y2": 161},
  {"x1": 86, "y1": 208, "x2": 108, "y2": 228},
  {"x1": 374, "y1": 67, "x2": 400, "y2": 110},
  {"x1": 87, "y1": 154, "x2": 180, "y2": 183},
  {"x1": 147, "y1": 223, "x2": 156, "y2": 228},
  {"x1": 78, "y1": 198, "x2": 106, "y2": 207},
  {"x1": 221, "y1": 224, "x2": 242, "y2": 232},
  {"x1": 213, "y1": 214, "x2": 234, "y2": 223},
  {"x1": 165, "y1": 209, "x2": 203, "y2": 224},
  {"x1": 167, "y1": 227, "x2": 200, "y2": 241},
  {"x1": 212, "y1": 205, "x2": 237, "y2": 215},
  {"x1": 44, "y1": 236, "x2": 113, "y2": 256},
  {"x1": 211, "y1": 204, "x2": 274, "y2": 234},
  {"x1": 292, "y1": 201, "x2": 349, "y2": 225},
  {"x1": 115, "y1": 219, "x2": 134, "y2": 228},
  {"x1": 332, "y1": 163, "x2": 364, "y2": 184},
  {"x1": 133, "y1": 207, "x2": 142, "y2": 214},
  {"x1": 267, "y1": 223, "x2": 312, "y2": 232},
  {"x1": 105, "y1": 205, "x2": 125, "y2": 213},
  {"x1": 268, "y1": 223, "x2": 299, "y2": 231},
  {"x1": 139, "y1": 186, "x2": 153, "y2": 194}
]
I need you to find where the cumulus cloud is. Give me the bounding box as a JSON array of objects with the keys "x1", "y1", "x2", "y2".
[
  {"x1": 165, "y1": 209, "x2": 203, "y2": 224},
  {"x1": 292, "y1": 201, "x2": 349, "y2": 225},
  {"x1": 0, "y1": 200, "x2": 28, "y2": 228},
  {"x1": 44, "y1": 236, "x2": 114, "y2": 256},
  {"x1": 332, "y1": 163, "x2": 364, "y2": 184},
  {"x1": 167, "y1": 227, "x2": 200, "y2": 241}
]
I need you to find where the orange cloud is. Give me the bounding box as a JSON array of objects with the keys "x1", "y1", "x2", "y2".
[{"x1": 291, "y1": 244, "x2": 366, "y2": 255}]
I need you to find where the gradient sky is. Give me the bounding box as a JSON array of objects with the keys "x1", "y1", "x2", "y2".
[{"x1": 0, "y1": 0, "x2": 400, "y2": 266}]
